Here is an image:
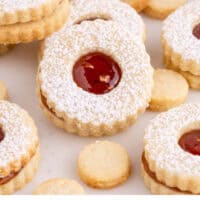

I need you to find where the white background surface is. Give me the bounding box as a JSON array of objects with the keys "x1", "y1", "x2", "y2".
[{"x1": 0, "y1": 14, "x2": 199, "y2": 195}]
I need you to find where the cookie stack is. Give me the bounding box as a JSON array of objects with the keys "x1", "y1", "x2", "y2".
[
  {"x1": 38, "y1": 0, "x2": 154, "y2": 137},
  {"x1": 163, "y1": 0, "x2": 200, "y2": 90},
  {"x1": 0, "y1": 0, "x2": 69, "y2": 55},
  {"x1": 143, "y1": 104, "x2": 200, "y2": 194}
]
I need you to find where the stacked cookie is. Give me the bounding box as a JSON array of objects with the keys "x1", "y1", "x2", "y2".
[
  {"x1": 0, "y1": 101, "x2": 39, "y2": 194},
  {"x1": 163, "y1": 0, "x2": 200, "y2": 90},
  {"x1": 143, "y1": 104, "x2": 200, "y2": 194},
  {"x1": 0, "y1": 0, "x2": 69, "y2": 55},
  {"x1": 38, "y1": 0, "x2": 153, "y2": 137}
]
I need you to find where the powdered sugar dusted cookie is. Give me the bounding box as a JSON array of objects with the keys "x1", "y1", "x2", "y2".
[
  {"x1": 163, "y1": 0, "x2": 200, "y2": 88},
  {"x1": 0, "y1": 101, "x2": 39, "y2": 194},
  {"x1": 143, "y1": 104, "x2": 200, "y2": 194},
  {"x1": 33, "y1": 178, "x2": 85, "y2": 194},
  {"x1": 149, "y1": 69, "x2": 188, "y2": 111},
  {"x1": 122, "y1": 0, "x2": 149, "y2": 12},
  {"x1": 38, "y1": 20, "x2": 153, "y2": 137},
  {"x1": 67, "y1": 0, "x2": 146, "y2": 43},
  {"x1": 78, "y1": 141, "x2": 131, "y2": 189},
  {"x1": 0, "y1": 0, "x2": 62, "y2": 25},
  {"x1": 0, "y1": 0, "x2": 69, "y2": 44},
  {"x1": 144, "y1": 0, "x2": 187, "y2": 19}
]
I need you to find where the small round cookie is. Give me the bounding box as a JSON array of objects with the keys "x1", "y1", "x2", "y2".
[
  {"x1": 162, "y1": 0, "x2": 200, "y2": 78},
  {"x1": 0, "y1": 44, "x2": 15, "y2": 56},
  {"x1": 143, "y1": 104, "x2": 200, "y2": 194},
  {"x1": 0, "y1": 81, "x2": 8, "y2": 100},
  {"x1": 122, "y1": 0, "x2": 149, "y2": 12},
  {"x1": 68, "y1": 0, "x2": 146, "y2": 43},
  {"x1": 38, "y1": 20, "x2": 153, "y2": 137},
  {"x1": 33, "y1": 178, "x2": 85, "y2": 195},
  {"x1": 144, "y1": 0, "x2": 187, "y2": 19},
  {"x1": 165, "y1": 58, "x2": 200, "y2": 90},
  {"x1": 78, "y1": 141, "x2": 131, "y2": 189},
  {"x1": 0, "y1": 101, "x2": 39, "y2": 194},
  {"x1": 0, "y1": 0, "x2": 69, "y2": 44},
  {"x1": 149, "y1": 69, "x2": 188, "y2": 112}
]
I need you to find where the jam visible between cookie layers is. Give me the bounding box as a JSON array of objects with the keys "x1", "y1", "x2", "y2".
[
  {"x1": 193, "y1": 23, "x2": 200, "y2": 39},
  {"x1": 179, "y1": 129, "x2": 200, "y2": 156},
  {"x1": 0, "y1": 126, "x2": 4, "y2": 142},
  {"x1": 142, "y1": 153, "x2": 189, "y2": 194},
  {"x1": 73, "y1": 52, "x2": 122, "y2": 95}
]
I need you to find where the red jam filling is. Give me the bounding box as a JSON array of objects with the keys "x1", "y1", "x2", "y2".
[
  {"x1": 73, "y1": 52, "x2": 122, "y2": 95},
  {"x1": 179, "y1": 129, "x2": 200, "y2": 156},
  {"x1": 0, "y1": 127, "x2": 4, "y2": 142},
  {"x1": 193, "y1": 23, "x2": 200, "y2": 39}
]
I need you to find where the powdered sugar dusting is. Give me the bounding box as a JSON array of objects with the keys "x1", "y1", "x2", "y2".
[
  {"x1": 163, "y1": 0, "x2": 200, "y2": 64},
  {"x1": 40, "y1": 20, "x2": 153, "y2": 125},
  {"x1": 62, "y1": 0, "x2": 145, "y2": 43},
  {"x1": 144, "y1": 103, "x2": 200, "y2": 177},
  {"x1": 0, "y1": 101, "x2": 38, "y2": 176},
  {"x1": 0, "y1": 0, "x2": 53, "y2": 12}
]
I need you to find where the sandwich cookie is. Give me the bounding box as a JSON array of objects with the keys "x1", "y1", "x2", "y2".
[
  {"x1": 143, "y1": 104, "x2": 200, "y2": 194},
  {"x1": 163, "y1": 0, "x2": 200, "y2": 89},
  {"x1": 0, "y1": 101, "x2": 39, "y2": 194},
  {"x1": 37, "y1": 20, "x2": 153, "y2": 136},
  {"x1": 0, "y1": 0, "x2": 69, "y2": 44}
]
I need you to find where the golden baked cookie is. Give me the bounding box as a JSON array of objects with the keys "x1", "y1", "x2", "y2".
[
  {"x1": 162, "y1": 0, "x2": 200, "y2": 88},
  {"x1": 0, "y1": 0, "x2": 62, "y2": 25},
  {"x1": 33, "y1": 178, "x2": 85, "y2": 194},
  {"x1": 0, "y1": 101, "x2": 40, "y2": 194},
  {"x1": 69, "y1": 0, "x2": 146, "y2": 43},
  {"x1": 0, "y1": 44, "x2": 15, "y2": 55},
  {"x1": 143, "y1": 104, "x2": 200, "y2": 194},
  {"x1": 122, "y1": 0, "x2": 149, "y2": 12},
  {"x1": 144, "y1": 0, "x2": 187, "y2": 19},
  {"x1": 149, "y1": 69, "x2": 188, "y2": 112},
  {"x1": 0, "y1": 81, "x2": 8, "y2": 100},
  {"x1": 0, "y1": 0, "x2": 69, "y2": 44},
  {"x1": 165, "y1": 58, "x2": 200, "y2": 90},
  {"x1": 37, "y1": 20, "x2": 153, "y2": 137},
  {"x1": 78, "y1": 141, "x2": 131, "y2": 189}
]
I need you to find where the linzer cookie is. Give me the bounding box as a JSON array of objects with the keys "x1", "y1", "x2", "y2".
[
  {"x1": 142, "y1": 104, "x2": 200, "y2": 194},
  {"x1": 78, "y1": 141, "x2": 131, "y2": 189},
  {"x1": 0, "y1": 101, "x2": 39, "y2": 194},
  {"x1": 33, "y1": 178, "x2": 85, "y2": 194},
  {"x1": 68, "y1": 0, "x2": 146, "y2": 43},
  {"x1": 0, "y1": 0, "x2": 69, "y2": 44},
  {"x1": 163, "y1": 0, "x2": 200, "y2": 89},
  {"x1": 37, "y1": 20, "x2": 153, "y2": 137},
  {"x1": 122, "y1": 0, "x2": 149, "y2": 12},
  {"x1": 144, "y1": 0, "x2": 187, "y2": 19},
  {"x1": 149, "y1": 69, "x2": 188, "y2": 112}
]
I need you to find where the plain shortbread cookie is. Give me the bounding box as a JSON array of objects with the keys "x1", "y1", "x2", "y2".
[
  {"x1": 33, "y1": 178, "x2": 85, "y2": 194},
  {"x1": 78, "y1": 141, "x2": 131, "y2": 189},
  {"x1": 149, "y1": 69, "x2": 189, "y2": 111}
]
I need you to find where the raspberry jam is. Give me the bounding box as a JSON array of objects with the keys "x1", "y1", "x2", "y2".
[
  {"x1": 0, "y1": 127, "x2": 4, "y2": 142},
  {"x1": 73, "y1": 52, "x2": 121, "y2": 95},
  {"x1": 179, "y1": 130, "x2": 200, "y2": 156},
  {"x1": 193, "y1": 23, "x2": 200, "y2": 39}
]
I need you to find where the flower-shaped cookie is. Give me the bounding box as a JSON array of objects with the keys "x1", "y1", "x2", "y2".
[{"x1": 38, "y1": 20, "x2": 153, "y2": 136}]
